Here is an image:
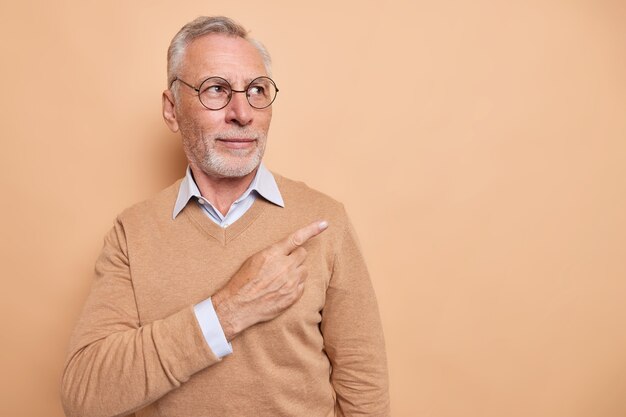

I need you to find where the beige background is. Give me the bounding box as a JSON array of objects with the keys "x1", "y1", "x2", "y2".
[{"x1": 1, "y1": 0, "x2": 626, "y2": 416}]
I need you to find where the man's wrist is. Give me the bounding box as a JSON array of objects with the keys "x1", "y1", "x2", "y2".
[{"x1": 212, "y1": 294, "x2": 240, "y2": 341}]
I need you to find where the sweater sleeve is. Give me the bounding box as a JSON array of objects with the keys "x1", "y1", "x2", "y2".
[
  {"x1": 61, "y1": 219, "x2": 221, "y2": 417},
  {"x1": 320, "y1": 215, "x2": 391, "y2": 417}
]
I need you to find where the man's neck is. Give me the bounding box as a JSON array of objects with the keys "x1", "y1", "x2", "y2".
[{"x1": 189, "y1": 164, "x2": 258, "y2": 216}]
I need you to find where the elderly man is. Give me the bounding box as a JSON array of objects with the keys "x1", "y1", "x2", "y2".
[{"x1": 61, "y1": 16, "x2": 389, "y2": 417}]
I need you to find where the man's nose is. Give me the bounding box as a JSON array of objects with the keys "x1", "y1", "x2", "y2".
[{"x1": 225, "y1": 91, "x2": 253, "y2": 126}]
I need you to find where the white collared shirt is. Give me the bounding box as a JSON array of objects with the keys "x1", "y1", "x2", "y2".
[{"x1": 173, "y1": 163, "x2": 284, "y2": 225}]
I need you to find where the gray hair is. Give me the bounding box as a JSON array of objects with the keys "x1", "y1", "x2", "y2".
[{"x1": 167, "y1": 16, "x2": 272, "y2": 92}]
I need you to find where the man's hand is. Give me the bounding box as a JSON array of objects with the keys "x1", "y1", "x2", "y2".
[{"x1": 211, "y1": 220, "x2": 329, "y2": 341}]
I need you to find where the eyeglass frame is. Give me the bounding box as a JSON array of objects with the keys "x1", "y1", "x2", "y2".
[{"x1": 170, "y1": 75, "x2": 279, "y2": 110}]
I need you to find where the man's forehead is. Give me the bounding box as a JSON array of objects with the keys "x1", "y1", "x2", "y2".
[
  {"x1": 185, "y1": 34, "x2": 263, "y2": 65},
  {"x1": 181, "y1": 33, "x2": 267, "y2": 81}
]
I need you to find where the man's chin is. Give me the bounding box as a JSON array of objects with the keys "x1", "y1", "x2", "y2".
[{"x1": 202, "y1": 157, "x2": 261, "y2": 179}]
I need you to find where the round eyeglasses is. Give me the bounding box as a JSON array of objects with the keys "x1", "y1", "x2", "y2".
[{"x1": 171, "y1": 76, "x2": 279, "y2": 110}]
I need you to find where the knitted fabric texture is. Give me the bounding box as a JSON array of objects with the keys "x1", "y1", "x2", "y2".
[{"x1": 61, "y1": 174, "x2": 390, "y2": 417}]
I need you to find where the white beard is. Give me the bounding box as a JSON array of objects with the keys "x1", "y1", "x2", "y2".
[
  {"x1": 182, "y1": 128, "x2": 267, "y2": 178},
  {"x1": 202, "y1": 140, "x2": 264, "y2": 177}
]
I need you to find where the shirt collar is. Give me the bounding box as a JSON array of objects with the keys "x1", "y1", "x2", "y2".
[{"x1": 172, "y1": 163, "x2": 284, "y2": 219}]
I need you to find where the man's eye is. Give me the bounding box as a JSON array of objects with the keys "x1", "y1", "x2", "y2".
[
  {"x1": 248, "y1": 86, "x2": 265, "y2": 95},
  {"x1": 205, "y1": 85, "x2": 225, "y2": 94}
]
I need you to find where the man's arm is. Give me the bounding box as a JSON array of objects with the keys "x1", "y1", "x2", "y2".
[
  {"x1": 61, "y1": 218, "x2": 327, "y2": 417},
  {"x1": 320, "y1": 216, "x2": 391, "y2": 416},
  {"x1": 61, "y1": 220, "x2": 218, "y2": 417}
]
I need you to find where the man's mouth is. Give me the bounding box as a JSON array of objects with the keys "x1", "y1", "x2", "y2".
[{"x1": 216, "y1": 138, "x2": 257, "y2": 149}]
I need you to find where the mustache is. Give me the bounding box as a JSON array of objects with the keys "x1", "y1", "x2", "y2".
[{"x1": 209, "y1": 130, "x2": 265, "y2": 140}]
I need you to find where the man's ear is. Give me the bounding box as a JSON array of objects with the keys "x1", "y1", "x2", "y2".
[{"x1": 162, "y1": 89, "x2": 179, "y2": 132}]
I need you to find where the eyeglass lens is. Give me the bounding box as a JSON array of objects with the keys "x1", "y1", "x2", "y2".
[{"x1": 197, "y1": 77, "x2": 278, "y2": 110}]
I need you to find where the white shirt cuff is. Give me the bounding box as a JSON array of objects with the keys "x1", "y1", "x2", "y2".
[{"x1": 193, "y1": 297, "x2": 233, "y2": 358}]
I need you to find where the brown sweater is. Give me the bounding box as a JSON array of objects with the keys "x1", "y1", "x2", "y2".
[{"x1": 61, "y1": 174, "x2": 390, "y2": 417}]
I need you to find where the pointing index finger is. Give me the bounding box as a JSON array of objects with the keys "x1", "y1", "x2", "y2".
[{"x1": 275, "y1": 220, "x2": 328, "y2": 255}]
